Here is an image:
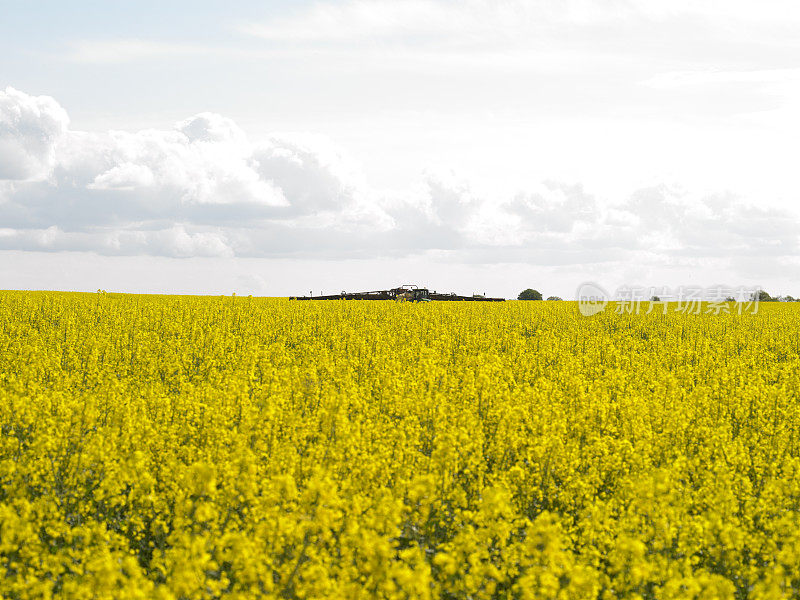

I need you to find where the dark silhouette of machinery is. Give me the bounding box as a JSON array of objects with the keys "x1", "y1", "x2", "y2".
[{"x1": 291, "y1": 284, "x2": 504, "y2": 302}]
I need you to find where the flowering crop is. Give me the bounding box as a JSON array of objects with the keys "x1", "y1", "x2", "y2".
[{"x1": 1, "y1": 291, "x2": 799, "y2": 599}]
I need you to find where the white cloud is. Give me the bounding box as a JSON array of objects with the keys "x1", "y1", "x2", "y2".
[
  {"x1": 77, "y1": 116, "x2": 285, "y2": 207},
  {"x1": 251, "y1": 133, "x2": 366, "y2": 215},
  {"x1": 0, "y1": 87, "x2": 69, "y2": 180},
  {"x1": 88, "y1": 162, "x2": 156, "y2": 191},
  {"x1": 0, "y1": 86, "x2": 798, "y2": 277}
]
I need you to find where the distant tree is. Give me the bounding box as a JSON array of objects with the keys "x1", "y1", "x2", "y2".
[
  {"x1": 546, "y1": 296, "x2": 563, "y2": 301},
  {"x1": 752, "y1": 290, "x2": 774, "y2": 302},
  {"x1": 725, "y1": 296, "x2": 736, "y2": 302},
  {"x1": 651, "y1": 296, "x2": 661, "y2": 302},
  {"x1": 518, "y1": 289, "x2": 543, "y2": 301}
]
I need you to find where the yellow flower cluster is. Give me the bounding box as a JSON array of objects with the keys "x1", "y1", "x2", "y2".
[{"x1": 1, "y1": 291, "x2": 799, "y2": 599}]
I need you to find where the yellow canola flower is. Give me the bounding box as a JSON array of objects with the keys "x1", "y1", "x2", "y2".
[{"x1": 1, "y1": 292, "x2": 800, "y2": 598}]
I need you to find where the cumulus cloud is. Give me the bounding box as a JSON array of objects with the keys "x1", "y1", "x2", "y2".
[
  {"x1": 251, "y1": 133, "x2": 374, "y2": 219},
  {"x1": 82, "y1": 115, "x2": 284, "y2": 206},
  {"x1": 88, "y1": 162, "x2": 156, "y2": 190},
  {"x1": 625, "y1": 186, "x2": 800, "y2": 258},
  {"x1": 0, "y1": 87, "x2": 798, "y2": 269},
  {"x1": 0, "y1": 87, "x2": 69, "y2": 180}
]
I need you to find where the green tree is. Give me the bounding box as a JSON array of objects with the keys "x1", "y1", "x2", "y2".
[
  {"x1": 752, "y1": 290, "x2": 774, "y2": 302},
  {"x1": 546, "y1": 296, "x2": 563, "y2": 301},
  {"x1": 518, "y1": 289, "x2": 543, "y2": 301}
]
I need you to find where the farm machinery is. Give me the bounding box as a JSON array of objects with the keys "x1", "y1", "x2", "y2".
[{"x1": 290, "y1": 285, "x2": 504, "y2": 302}]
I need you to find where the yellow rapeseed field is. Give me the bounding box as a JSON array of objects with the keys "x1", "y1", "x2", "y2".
[{"x1": 1, "y1": 290, "x2": 800, "y2": 599}]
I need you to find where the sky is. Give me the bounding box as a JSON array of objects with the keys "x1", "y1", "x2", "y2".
[{"x1": 2, "y1": 0, "x2": 800, "y2": 299}]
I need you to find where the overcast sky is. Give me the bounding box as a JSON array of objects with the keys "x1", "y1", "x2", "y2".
[{"x1": 2, "y1": 0, "x2": 800, "y2": 298}]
